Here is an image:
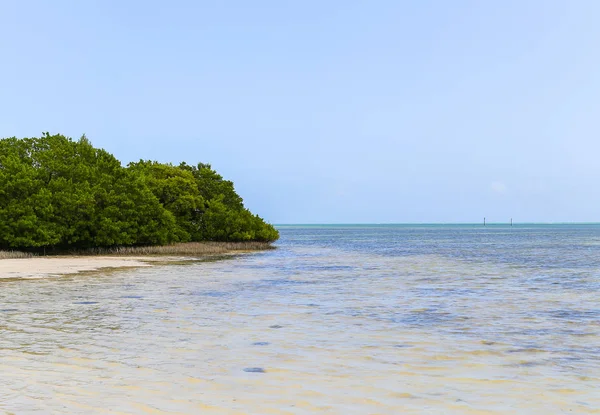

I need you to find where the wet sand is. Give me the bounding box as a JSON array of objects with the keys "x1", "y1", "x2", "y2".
[{"x1": 0, "y1": 256, "x2": 180, "y2": 279}]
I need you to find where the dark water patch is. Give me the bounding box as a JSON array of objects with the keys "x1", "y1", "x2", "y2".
[
  {"x1": 243, "y1": 367, "x2": 266, "y2": 373},
  {"x1": 258, "y1": 278, "x2": 320, "y2": 287},
  {"x1": 509, "y1": 360, "x2": 546, "y2": 368},
  {"x1": 507, "y1": 348, "x2": 547, "y2": 354},
  {"x1": 416, "y1": 277, "x2": 438, "y2": 283},
  {"x1": 393, "y1": 308, "x2": 459, "y2": 327},
  {"x1": 557, "y1": 355, "x2": 586, "y2": 363},
  {"x1": 445, "y1": 287, "x2": 488, "y2": 296},
  {"x1": 121, "y1": 295, "x2": 143, "y2": 299},
  {"x1": 412, "y1": 288, "x2": 445, "y2": 297},
  {"x1": 252, "y1": 342, "x2": 270, "y2": 346},
  {"x1": 513, "y1": 328, "x2": 554, "y2": 336},
  {"x1": 411, "y1": 287, "x2": 489, "y2": 299},
  {"x1": 555, "y1": 346, "x2": 600, "y2": 357},
  {"x1": 308, "y1": 265, "x2": 354, "y2": 271},
  {"x1": 73, "y1": 301, "x2": 99, "y2": 305},
  {"x1": 1, "y1": 309, "x2": 18, "y2": 312},
  {"x1": 278, "y1": 264, "x2": 355, "y2": 274},
  {"x1": 549, "y1": 328, "x2": 599, "y2": 337},
  {"x1": 191, "y1": 290, "x2": 229, "y2": 298},
  {"x1": 549, "y1": 309, "x2": 600, "y2": 321},
  {"x1": 570, "y1": 331, "x2": 598, "y2": 337}
]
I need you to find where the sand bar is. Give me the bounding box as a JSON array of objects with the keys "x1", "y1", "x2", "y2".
[{"x1": 0, "y1": 256, "x2": 176, "y2": 279}]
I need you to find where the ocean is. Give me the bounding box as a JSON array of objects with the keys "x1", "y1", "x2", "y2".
[{"x1": 1, "y1": 224, "x2": 599, "y2": 414}]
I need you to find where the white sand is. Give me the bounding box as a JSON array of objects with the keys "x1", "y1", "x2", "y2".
[{"x1": 0, "y1": 256, "x2": 170, "y2": 279}]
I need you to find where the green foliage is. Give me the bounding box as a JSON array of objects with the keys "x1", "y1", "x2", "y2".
[
  {"x1": 179, "y1": 162, "x2": 243, "y2": 209},
  {"x1": 128, "y1": 161, "x2": 203, "y2": 242},
  {"x1": 130, "y1": 161, "x2": 279, "y2": 242},
  {"x1": 0, "y1": 133, "x2": 178, "y2": 250},
  {"x1": 178, "y1": 163, "x2": 279, "y2": 242},
  {"x1": 0, "y1": 134, "x2": 278, "y2": 250}
]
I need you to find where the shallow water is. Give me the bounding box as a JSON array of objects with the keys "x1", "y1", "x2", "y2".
[{"x1": 1, "y1": 224, "x2": 599, "y2": 414}]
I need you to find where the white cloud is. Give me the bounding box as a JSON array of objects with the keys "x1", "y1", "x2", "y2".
[{"x1": 490, "y1": 181, "x2": 507, "y2": 195}]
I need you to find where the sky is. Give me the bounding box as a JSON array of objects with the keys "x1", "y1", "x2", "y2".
[{"x1": 1, "y1": 0, "x2": 599, "y2": 224}]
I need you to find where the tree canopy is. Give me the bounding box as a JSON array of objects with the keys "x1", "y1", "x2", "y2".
[{"x1": 0, "y1": 133, "x2": 279, "y2": 250}]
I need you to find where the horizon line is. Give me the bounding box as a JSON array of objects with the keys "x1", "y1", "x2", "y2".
[{"x1": 274, "y1": 222, "x2": 600, "y2": 226}]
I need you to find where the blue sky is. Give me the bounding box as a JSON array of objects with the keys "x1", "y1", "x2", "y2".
[{"x1": 1, "y1": 1, "x2": 599, "y2": 223}]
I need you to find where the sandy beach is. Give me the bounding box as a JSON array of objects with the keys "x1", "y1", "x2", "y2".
[
  {"x1": 0, "y1": 256, "x2": 175, "y2": 279},
  {"x1": 0, "y1": 242, "x2": 273, "y2": 280}
]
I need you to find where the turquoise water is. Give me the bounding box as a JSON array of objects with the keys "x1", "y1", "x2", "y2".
[
  {"x1": 278, "y1": 223, "x2": 600, "y2": 266},
  {"x1": 1, "y1": 224, "x2": 599, "y2": 414},
  {"x1": 275, "y1": 224, "x2": 600, "y2": 363}
]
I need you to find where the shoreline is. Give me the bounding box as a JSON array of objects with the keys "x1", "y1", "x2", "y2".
[
  {"x1": 0, "y1": 242, "x2": 275, "y2": 279},
  {"x1": 0, "y1": 255, "x2": 223, "y2": 279},
  {"x1": 0, "y1": 256, "x2": 153, "y2": 279}
]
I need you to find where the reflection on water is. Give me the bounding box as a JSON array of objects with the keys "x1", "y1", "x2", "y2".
[{"x1": 1, "y1": 225, "x2": 600, "y2": 414}]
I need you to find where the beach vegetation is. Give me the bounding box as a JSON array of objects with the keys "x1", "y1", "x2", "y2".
[{"x1": 0, "y1": 133, "x2": 279, "y2": 251}]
